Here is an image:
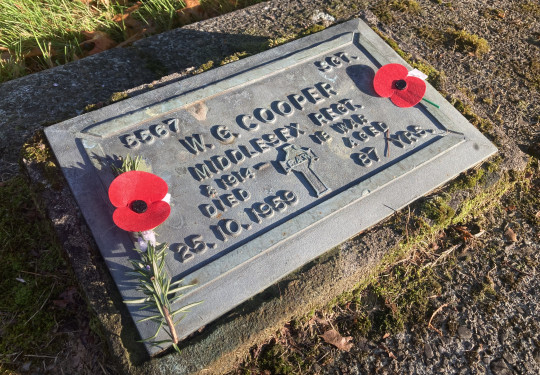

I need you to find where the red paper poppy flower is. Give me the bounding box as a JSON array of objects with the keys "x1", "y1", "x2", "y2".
[
  {"x1": 373, "y1": 63, "x2": 426, "y2": 108},
  {"x1": 108, "y1": 171, "x2": 171, "y2": 232}
]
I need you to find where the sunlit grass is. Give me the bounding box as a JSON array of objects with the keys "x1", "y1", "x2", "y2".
[
  {"x1": 0, "y1": 0, "x2": 264, "y2": 83},
  {"x1": 0, "y1": 0, "x2": 122, "y2": 78}
]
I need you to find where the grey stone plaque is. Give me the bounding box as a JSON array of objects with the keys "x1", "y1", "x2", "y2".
[{"x1": 45, "y1": 19, "x2": 496, "y2": 354}]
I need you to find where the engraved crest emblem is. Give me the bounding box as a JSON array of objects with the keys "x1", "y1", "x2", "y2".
[{"x1": 279, "y1": 144, "x2": 330, "y2": 197}]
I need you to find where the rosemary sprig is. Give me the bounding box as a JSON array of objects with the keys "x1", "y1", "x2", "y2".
[{"x1": 124, "y1": 242, "x2": 201, "y2": 352}]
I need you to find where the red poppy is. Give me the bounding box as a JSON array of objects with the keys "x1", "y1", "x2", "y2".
[
  {"x1": 108, "y1": 171, "x2": 171, "y2": 232},
  {"x1": 373, "y1": 63, "x2": 426, "y2": 108}
]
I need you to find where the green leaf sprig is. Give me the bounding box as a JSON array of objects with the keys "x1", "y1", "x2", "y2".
[
  {"x1": 124, "y1": 242, "x2": 201, "y2": 353},
  {"x1": 112, "y1": 154, "x2": 143, "y2": 176}
]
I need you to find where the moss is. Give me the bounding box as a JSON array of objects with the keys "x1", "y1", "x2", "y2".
[
  {"x1": 451, "y1": 97, "x2": 493, "y2": 132},
  {"x1": 513, "y1": 58, "x2": 540, "y2": 90},
  {"x1": 369, "y1": 265, "x2": 442, "y2": 335},
  {"x1": 257, "y1": 343, "x2": 297, "y2": 374},
  {"x1": 389, "y1": 0, "x2": 421, "y2": 13},
  {"x1": 419, "y1": 196, "x2": 455, "y2": 226},
  {"x1": 110, "y1": 91, "x2": 128, "y2": 103},
  {"x1": 372, "y1": 3, "x2": 395, "y2": 23},
  {"x1": 482, "y1": 97, "x2": 493, "y2": 105},
  {"x1": 471, "y1": 278, "x2": 497, "y2": 302},
  {"x1": 445, "y1": 29, "x2": 490, "y2": 58},
  {"x1": 21, "y1": 131, "x2": 63, "y2": 189},
  {"x1": 415, "y1": 25, "x2": 446, "y2": 49},
  {"x1": 84, "y1": 102, "x2": 102, "y2": 113},
  {"x1": 450, "y1": 167, "x2": 488, "y2": 192},
  {"x1": 412, "y1": 61, "x2": 447, "y2": 91},
  {"x1": 299, "y1": 24, "x2": 326, "y2": 37},
  {"x1": 84, "y1": 92, "x2": 128, "y2": 113},
  {"x1": 481, "y1": 8, "x2": 506, "y2": 19},
  {"x1": 267, "y1": 35, "x2": 296, "y2": 48},
  {"x1": 451, "y1": 179, "x2": 513, "y2": 225},
  {"x1": 372, "y1": 0, "x2": 421, "y2": 23},
  {"x1": 354, "y1": 311, "x2": 372, "y2": 337},
  {"x1": 219, "y1": 51, "x2": 249, "y2": 66},
  {"x1": 194, "y1": 60, "x2": 215, "y2": 74}
]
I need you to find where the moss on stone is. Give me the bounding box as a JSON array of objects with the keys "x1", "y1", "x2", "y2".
[
  {"x1": 419, "y1": 196, "x2": 456, "y2": 226},
  {"x1": 515, "y1": 58, "x2": 540, "y2": 90},
  {"x1": 300, "y1": 24, "x2": 327, "y2": 37},
  {"x1": 21, "y1": 131, "x2": 63, "y2": 189},
  {"x1": 257, "y1": 343, "x2": 299, "y2": 374},
  {"x1": 415, "y1": 25, "x2": 446, "y2": 48},
  {"x1": 110, "y1": 91, "x2": 128, "y2": 103},
  {"x1": 481, "y1": 8, "x2": 506, "y2": 20},
  {"x1": 369, "y1": 265, "x2": 442, "y2": 335},
  {"x1": 83, "y1": 92, "x2": 128, "y2": 114},
  {"x1": 389, "y1": 0, "x2": 421, "y2": 13},
  {"x1": 195, "y1": 60, "x2": 215, "y2": 74},
  {"x1": 445, "y1": 29, "x2": 490, "y2": 58},
  {"x1": 84, "y1": 102, "x2": 102, "y2": 113},
  {"x1": 451, "y1": 97, "x2": 493, "y2": 132},
  {"x1": 449, "y1": 167, "x2": 488, "y2": 192},
  {"x1": 219, "y1": 51, "x2": 249, "y2": 66}
]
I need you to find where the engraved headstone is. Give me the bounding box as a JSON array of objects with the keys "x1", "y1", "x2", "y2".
[{"x1": 45, "y1": 19, "x2": 496, "y2": 353}]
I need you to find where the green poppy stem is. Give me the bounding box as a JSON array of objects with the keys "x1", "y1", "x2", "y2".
[{"x1": 422, "y1": 97, "x2": 440, "y2": 108}]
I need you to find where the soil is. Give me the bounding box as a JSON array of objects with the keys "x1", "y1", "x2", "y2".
[{"x1": 2, "y1": 0, "x2": 539, "y2": 374}]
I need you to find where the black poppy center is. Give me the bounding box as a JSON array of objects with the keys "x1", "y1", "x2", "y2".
[
  {"x1": 394, "y1": 79, "x2": 407, "y2": 90},
  {"x1": 131, "y1": 200, "x2": 148, "y2": 213}
]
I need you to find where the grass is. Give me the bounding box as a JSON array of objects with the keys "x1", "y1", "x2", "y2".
[
  {"x1": 0, "y1": 0, "x2": 265, "y2": 83},
  {"x1": 0, "y1": 175, "x2": 71, "y2": 371},
  {"x1": 0, "y1": 0, "x2": 120, "y2": 80}
]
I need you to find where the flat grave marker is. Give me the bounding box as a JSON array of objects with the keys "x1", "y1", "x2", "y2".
[{"x1": 45, "y1": 19, "x2": 496, "y2": 354}]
